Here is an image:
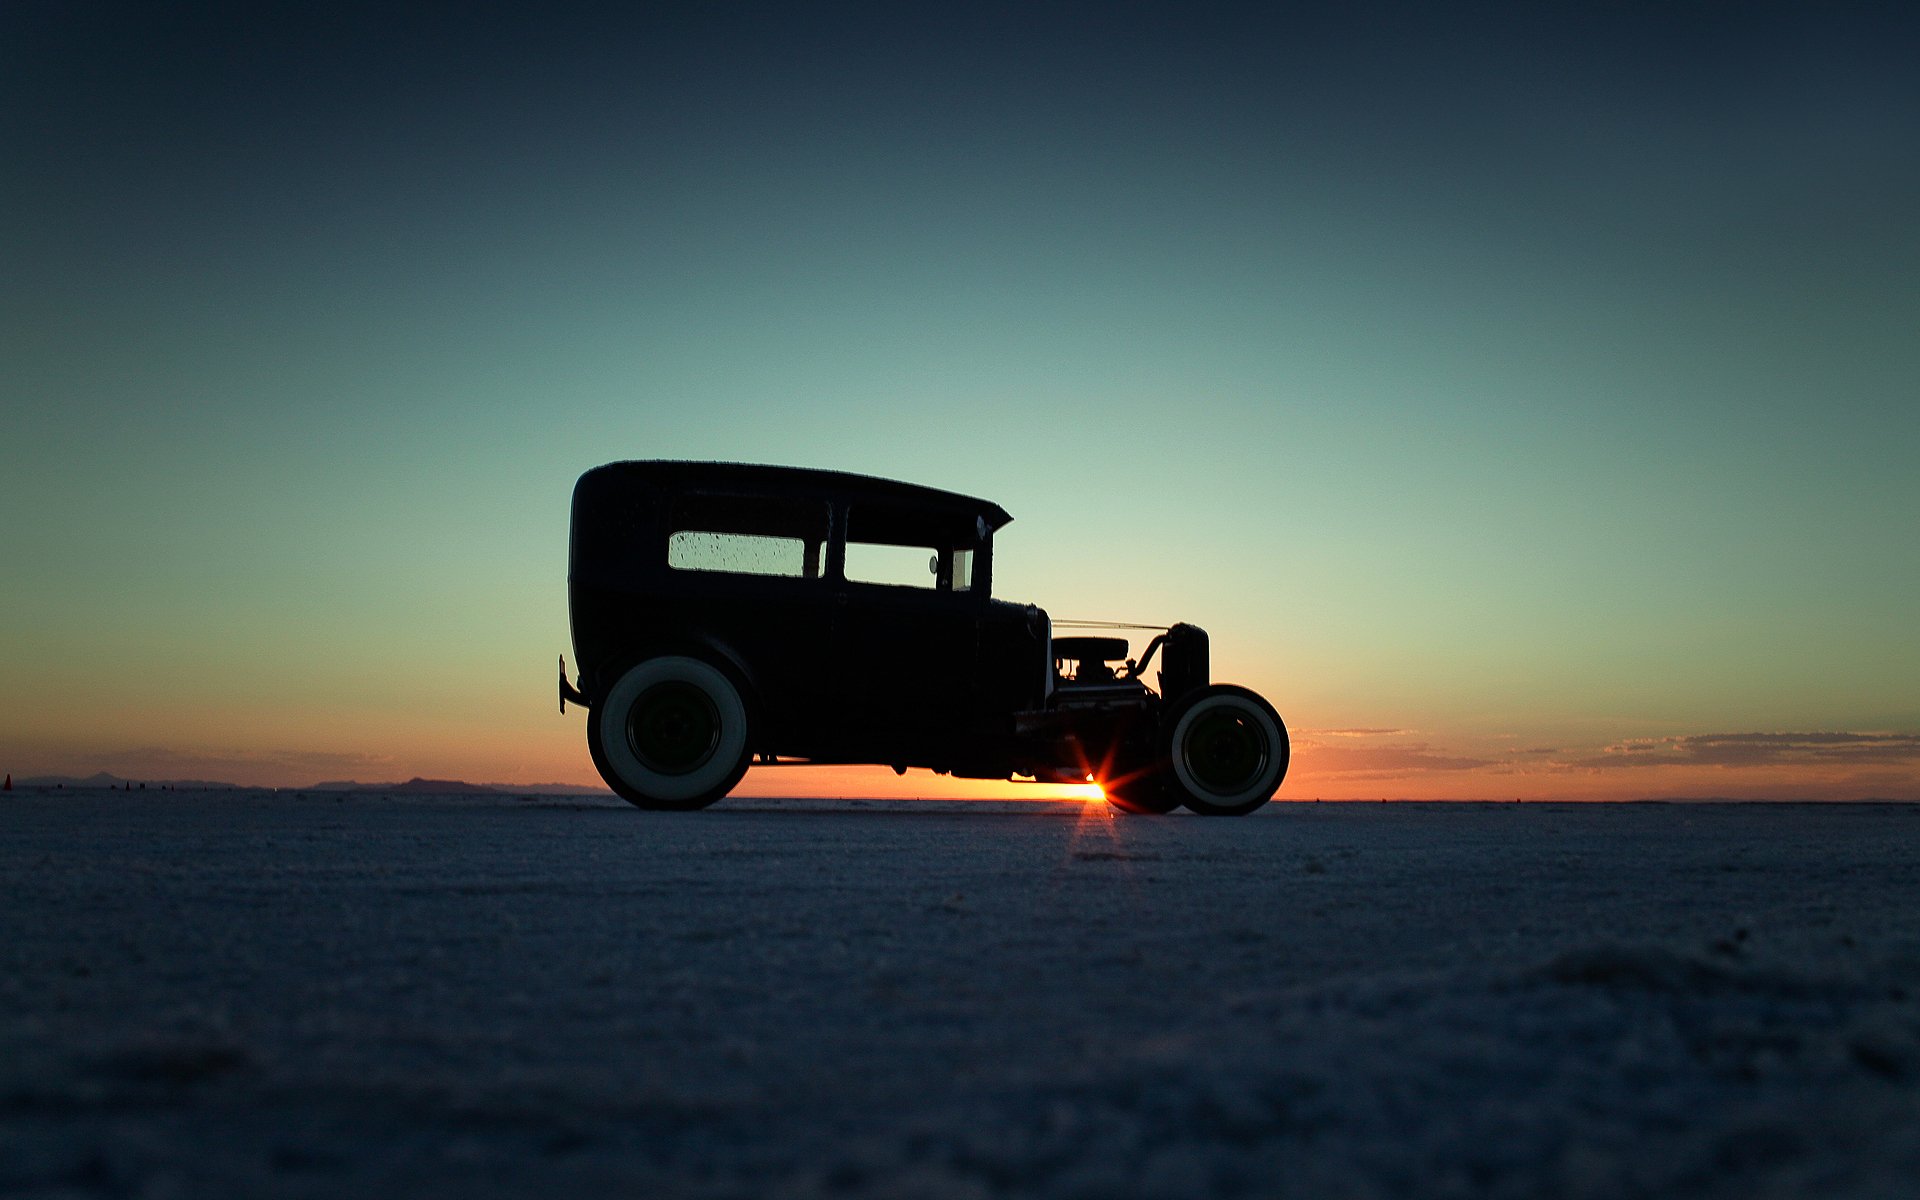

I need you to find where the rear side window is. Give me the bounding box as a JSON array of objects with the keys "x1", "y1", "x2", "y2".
[
  {"x1": 668, "y1": 530, "x2": 808, "y2": 576},
  {"x1": 668, "y1": 494, "x2": 827, "y2": 579}
]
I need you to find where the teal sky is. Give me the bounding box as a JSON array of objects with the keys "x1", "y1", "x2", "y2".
[{"x1": 5, "y1": 2, "x2": 1917, "y2": 797}]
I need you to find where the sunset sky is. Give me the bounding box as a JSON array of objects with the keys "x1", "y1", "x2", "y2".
[{"x1": 5, "y1": 2, "x2": 1916, "y2": 800}]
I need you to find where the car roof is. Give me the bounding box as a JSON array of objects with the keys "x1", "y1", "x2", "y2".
[{"x1": 579, "y1": 460, "x2": 1014, "y2": 531}]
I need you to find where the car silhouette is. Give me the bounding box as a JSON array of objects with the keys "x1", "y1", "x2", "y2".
[{"x1": 560, "y1": 461, "x2": 1288, "y2": 814}]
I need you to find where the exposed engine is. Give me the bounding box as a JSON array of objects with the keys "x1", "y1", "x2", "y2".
[{"x1": 1050, "y1": 623, "x2": 1210, "y2": 704}]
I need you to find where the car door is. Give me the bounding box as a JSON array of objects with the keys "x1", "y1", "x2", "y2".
[{"x1": 828, "y1": 517, "x2": 982, "y2": 764}]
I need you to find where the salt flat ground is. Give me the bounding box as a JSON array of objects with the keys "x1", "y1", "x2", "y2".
[{"x1": 4, "y1": 793, "x2": 1919, "y2": 1199}]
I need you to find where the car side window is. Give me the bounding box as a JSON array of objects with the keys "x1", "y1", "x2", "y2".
[
  {"x1": 844, "y1": 504, "x2": 980, "y2": 592},
  {"x1": 844, "y1": 540, "x2": 938, "y2": 589},
  {"x1": 667, "y1": 494, "x2": 827, "y2": 579},
  {"x1": 668, "y1": 530, "x2": 809, "y2": 576}
]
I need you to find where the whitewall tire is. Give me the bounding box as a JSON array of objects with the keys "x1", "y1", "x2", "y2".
[
  {"x1": 1166, "y1": 685, "x2": 1289, "y2": 816},
  {"x1": 589, "y1": 656, "x2": 751, "y2": 810}
]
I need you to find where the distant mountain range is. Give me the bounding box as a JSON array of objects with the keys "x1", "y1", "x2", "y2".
[
  {"x1": 306, "y1": 777, "x2": 609, "y2": 796},
  {"x1": 15, "y1": 771, "x2": 244, "y2": 791},
  {"x1": 307, "y1": 777, "x2": 503, "y2": 795},
  {"x1": 11, "y1": 772, "x2": 608, "y2": 796}
]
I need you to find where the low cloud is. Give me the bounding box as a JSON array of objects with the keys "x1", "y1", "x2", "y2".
[
  {"x1": 1576, "y1": 732, "x2": 1920, "y2": 770},
  {"x1": 1302, "y1": 728, "x2": 1414, "y2": 738},
  {"x1": 1302, "y1": 743, "x2": 1492, "y2": 773},
  {"x1": 1293, "y1": 727, "x2": 1489, "y2": 776}
]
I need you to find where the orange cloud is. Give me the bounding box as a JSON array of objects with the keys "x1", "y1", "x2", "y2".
[{"x1": 1576, "y1": 732, "x2": 1920, "y2": 770}]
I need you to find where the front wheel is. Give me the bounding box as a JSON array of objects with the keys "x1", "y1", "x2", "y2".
[
  {"x1": 587, "y1": 656, "x2": 752, "y2": 810},
  {"x1": 1163, "y1": 685, "x2": 1289, "y2": 816}
]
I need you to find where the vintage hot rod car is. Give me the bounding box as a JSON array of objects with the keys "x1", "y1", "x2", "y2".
[{"x1": 559, "y1": 461, "x2": 1288, "y2": 815}]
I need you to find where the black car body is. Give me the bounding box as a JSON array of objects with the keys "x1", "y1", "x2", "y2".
[{"x1": 561, "y1": 461, "x2": 1287, "y2": 814}]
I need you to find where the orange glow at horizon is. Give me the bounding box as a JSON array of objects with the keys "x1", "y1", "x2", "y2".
[
  {"x1": 12, "y1": 708, "x2": 1916, "y2": 803},
  {"x1": 730, "y1": 763, "x2": 1105, "y2": 803}
]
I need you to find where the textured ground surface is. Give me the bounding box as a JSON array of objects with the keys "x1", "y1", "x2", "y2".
[{"x1": 5, "y1": 792, "x2": 1920, "y2": 1198}]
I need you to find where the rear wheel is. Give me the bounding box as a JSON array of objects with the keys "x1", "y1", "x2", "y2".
[
  {"x1": 588, "y1": 656, "x2": 751, "y2": 810},
  {"x1": 1164, "y1": 685, "x2": 1288, "y2": 816}
]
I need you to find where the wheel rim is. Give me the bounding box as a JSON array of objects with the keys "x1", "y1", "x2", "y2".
[
  {"x1": 1180, "y1": 708, "x2": 1269, "y2": 796},
  {"x1": 627, "y1": 681, "x2": 721, "y2": 775}
]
